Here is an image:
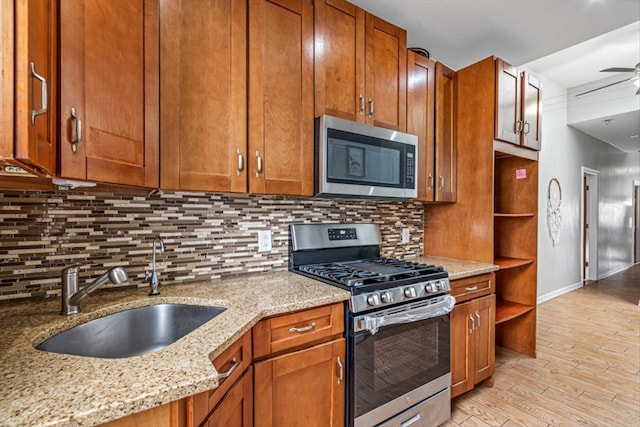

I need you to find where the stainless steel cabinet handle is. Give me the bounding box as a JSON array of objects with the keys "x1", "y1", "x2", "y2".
[
  {"x1": 515, "y1": 120, "x2": 523, "y2": 134},
  {"x1": 70, "y1": 107, "x2": 82, "y2": 153},
  {"x1": 428, "y1": 173, "x2": 434, "y2": 189},
  {"x1": 465, "y1": 285, "x2": 479, "y2": 291},
  {"x1": 237, "y1": 149, "x2": 244, "y2": 176},
  {"x1": 400, "y1": 413, "x2": 421, "y2": 427},
  {"x1": 255, "y1": 151, "x2": 262, "y2": 177},
  {"x1": 439, "y1": 175, "x2": 445, "y2": 191},
  {"x1": 30, "y1": 62, "x2": 47, "y2": 125},
  {"x1": 469, "y1": 314, "x2": 475, "y2": 334},
  {"x1": 289, "y1": 322, "x2": 316, "y2": 333},
  {"x1": 524, "y1": 121, "x2": 531, "y2": 135},
  {"x1": 476, "y1": 310, "x2": 480, "y2": 329},
  {"x1": 337, "y1": 356, "x2": 344, "y2": 384},
  {"x1": 368, "y1": 99, "x2": 374, "y2": 118},
  {"x1": 359, "y1": 95, "x2": 365, "y2": 115},
  {"x1": 217, "y1": 357, "x2": 238, "y2": 379}
]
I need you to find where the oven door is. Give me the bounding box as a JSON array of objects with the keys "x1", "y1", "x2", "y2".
[{"x1": 348, "y1": 296, "x2": 454, "y2": 427}]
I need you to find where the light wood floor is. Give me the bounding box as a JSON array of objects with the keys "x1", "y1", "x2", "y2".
[{"x1": 444, "y1": 264, "x2": 640, "y2": 427}]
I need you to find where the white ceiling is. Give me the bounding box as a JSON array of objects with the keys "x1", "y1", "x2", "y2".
[{"x1": 349, "y1": 0, "x2": 640, "y2": 152}]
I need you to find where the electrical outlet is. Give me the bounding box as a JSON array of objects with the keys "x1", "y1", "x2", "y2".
[
  {"x1": 402, "y1": 228, "x2": 410, "y2": 244},
  {"x1": 258, "y1": 230, "x2": 272, "y2": 252}
]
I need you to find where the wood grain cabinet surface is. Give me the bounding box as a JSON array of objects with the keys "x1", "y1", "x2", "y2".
[
  {"x1": 450, "y1": 293, "x2": 495, "y2": 398},
  {"x1": 407, "y1": 53, "x2": 457, "y2": 203},
  {"x1": 2, "y1": 0, "x2": 57, "y2": 176},
  {"x1": 59, "y1": 0, "x2": 159, "y2": 188},
  {"x1": 315, "y1": 0, "x2": 407, "y2": 132},
  {"x1": 495, "y1": 58, "x2": 542, "y2": 151},
  {"x1": 248, "y1": 0, "x2": 315, "y2": 196}
]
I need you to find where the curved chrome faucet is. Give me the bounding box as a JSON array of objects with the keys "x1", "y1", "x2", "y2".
[
  {"x1": 147, "y1": 236, "x2": 165, "y2": 296},
  {"x1": 61, "y1": 265, "x2": 128, "y2": 315}
]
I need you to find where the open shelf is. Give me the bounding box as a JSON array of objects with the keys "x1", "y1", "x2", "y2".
[
  {"x1": 494, "y1": 256, "x2": 535, "y2": 270},
  {"x1": 494, "y1": 213, "x2": 535, "y2": 218},
  {"x1": 495, "y1": 299, "x2": 534, "y2": 324}
]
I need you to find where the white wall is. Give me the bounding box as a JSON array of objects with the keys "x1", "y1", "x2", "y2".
[{"x1": 535, "y1": 76, "x2": 639, "y2": 302}]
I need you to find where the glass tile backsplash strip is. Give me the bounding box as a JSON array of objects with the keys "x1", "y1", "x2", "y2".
[{"x1": 0, "y1": 191, "x2": 423, "y2": 300}]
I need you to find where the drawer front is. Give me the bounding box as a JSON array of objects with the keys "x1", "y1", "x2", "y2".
[
  {"x1": 450, "y1": 273, "x2": 494, "y2": 303},
  {"x1": 253, "y1": 303, "x2": 344, "y2": 359},
  {"x1": 192, "y1": 330, "x2": 252, "y2": 426}
]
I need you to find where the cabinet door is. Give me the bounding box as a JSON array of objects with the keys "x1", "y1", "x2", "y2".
[
  {"x1": 98, "y1": 400, "x2": 187, "y2": 427},
  {"x1": 10, "y1": 0, "x2": 56, "y2": 175},
  {"x1": 59, "y1": 0, "x2": 159, "y2": 187},
  {"x1": 205, "y1": 367, "x2": 254, "y2": 427},
  {"x1": 450, "y1": 300, "x2": 473, "y2": 398},
  {"x1": 494, "y1": 58, "x2": 521, "y2": 145},
  {"x1": 406, "y1": 51, "x2": 435, "y2": 201},
  {"x1": 434, "y1": 62, "x2": 457, "y2": 202},
  {"x1": 248, "y1": 0, "x2": 314, "y2": 196},
  {"x1": 473, "y1": 294, "x2": 495, "y2": 383},
  {"x1": 314, "y1": 0, "x2": 365, "y2": 122},
  {"x1": 364, "y1": 14, "x2": 406, "y2": 131},
  {"x1": 254, "y1": 338, "x2": 345, "y2": 427},
  {"x1": 521, "y1": 72, "x2": 542, "y2": 151},
  {"x1": 160, "y1": 0, "x2": 247, "y2": 192}
]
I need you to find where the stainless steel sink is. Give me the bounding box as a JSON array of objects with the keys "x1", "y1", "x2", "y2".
[{"x1": 36, "y1": 303, "x2": 226, "y2": 358}]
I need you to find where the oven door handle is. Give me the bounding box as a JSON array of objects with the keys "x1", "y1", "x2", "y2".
[{"x1": 356, "y1": 295, "x2": 456, "y2": 335}]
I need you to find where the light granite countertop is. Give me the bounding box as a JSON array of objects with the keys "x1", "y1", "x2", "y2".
[{"x1": 0, "y1": 257, "x2": 496, "y2": 427}]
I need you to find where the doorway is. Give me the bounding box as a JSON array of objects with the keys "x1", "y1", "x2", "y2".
[
  {"x1": 581, "y1": 167, "x2": 599, "y2": 283},
  {"x1": 634, "y1": 182, "x2": 640, "y2": 264}
]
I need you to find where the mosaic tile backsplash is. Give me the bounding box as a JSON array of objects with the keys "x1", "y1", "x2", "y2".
[{"x1": 0, "y1": 190, "x2": 424, "y2": 300}]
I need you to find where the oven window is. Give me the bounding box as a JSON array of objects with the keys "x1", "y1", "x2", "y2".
[{"x1": 353, "y1": 315, "x2": 450, "y2": 418}]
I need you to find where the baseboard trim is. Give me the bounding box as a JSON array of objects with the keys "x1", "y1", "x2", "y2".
[
  {"x1": 538, "y1": 281, "x2": 583, "y2": 305},
  {"x1": 598, "y1": 263, "x2": 635, "y2": 280}
]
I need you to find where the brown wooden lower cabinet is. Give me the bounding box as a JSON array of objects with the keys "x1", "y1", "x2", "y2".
[
  {"x1": 450, "y1": 293, "x2": 495, "y2": 398},
  {"x1": 202, "y1": 367, "x2": 253, "y2": 427},
  {"x1": 254, "y1": 338, "x2": 345, "y2": 427},
  {"x1": 98, "y1": 400, "x2": 187, "y2": 427}
]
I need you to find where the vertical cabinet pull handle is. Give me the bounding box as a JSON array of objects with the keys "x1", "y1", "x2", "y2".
[
  {"x1": 476, "y1": 310, "x2": 480, "y2": 329},
  {"x1": 289, "y1": 322, "x2": 316, "y2": 333},
  {"x1": 255, "y1": 151, "x2": 263, "y2": 177},
  {"x1": 237, "y1": 149, "x2": 244, "y2": 176},
  {"x1": 428, "y1": 173, "x2": 434, "y2": 189},
  {"x1": 368, "y1": 99, "x2": 374, "y2": 118},
  {"x1": 524, "y1": 121, "x2": 531, "y2": 135},
  {"x1": 469, "y1": 314, "x2": 475, "y2": 334},
  {"x1": 337, "y1": 356, "x2": 344, "y2": 384},
  {"x1": 515, "y1": 120, "x2": 523, "y2": 134},
  {"x1": 439, "y1": 175, "x2": 445, "y2": 191},
  {"x1": 359, "y1": 95, "x2": 365, "y2": 115},
  {"x1": 70, "y1": 107, "x2": 82, "y2": 153},
  {"x1": 30, "y1": 62, "x2": 47, "y2": 125}
]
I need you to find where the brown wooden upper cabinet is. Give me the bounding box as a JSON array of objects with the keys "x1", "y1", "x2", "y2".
[
  {"x1": 406, "y1": 51, "x2": 457, "y2": 203},
  {"x1": 495, "y1": 58, "x2": 542, "y2": 151},
  {"x1": 315, "y1": 0, "x2": 407, "y2": 132},
  {"x1": 248, "y1": 0, "x2": 315, "y2": 196},
  {"x1": 160, "y1": 0, "x2": 247, "y2": 193},
  {"x1": 1, "y1": 0, "x2": 56, "y2": 177},
  {"x1": 59, "y1": 0, "x2": 159, "y2": 188}
]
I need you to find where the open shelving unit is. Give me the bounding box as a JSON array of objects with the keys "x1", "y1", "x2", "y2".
[{"x1": 493, "y1": 152, "x2": 538, "y2": 357}]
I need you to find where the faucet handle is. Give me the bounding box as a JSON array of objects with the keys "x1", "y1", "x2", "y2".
[{"x1": 143, "y1": 270, "x2": 151, "y2": 283}]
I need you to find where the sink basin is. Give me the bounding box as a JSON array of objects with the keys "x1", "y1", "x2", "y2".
[{"x1": 36, "y1": 303, "x2": 226, "y2": 358}]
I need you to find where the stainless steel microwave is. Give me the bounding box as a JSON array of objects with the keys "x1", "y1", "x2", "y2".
[{"x1": 315, "y1": 115, "x2": 418, "y2": 199}]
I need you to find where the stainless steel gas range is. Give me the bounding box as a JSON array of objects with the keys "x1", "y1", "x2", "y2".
[{"x1": 289, "y1": 223, "x2": 455, "y2": 427}]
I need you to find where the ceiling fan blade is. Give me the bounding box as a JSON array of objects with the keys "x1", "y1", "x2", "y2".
[
  {"x1": 575, "y1": 77, "x2": 633, "y2": 97},
  {"x1": 600, "y1": 67, "x2": 636, "y2": 73}
]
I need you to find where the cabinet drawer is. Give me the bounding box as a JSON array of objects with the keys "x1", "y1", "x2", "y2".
[
  {"x1": 450, "y1": 273, "x2": 495, "y2": 303},
  {"x1": 253, "y1": 303, "x2": 344, "y2": 359},
  {"x1": 192, "y1": 331, "x2": 252, "y2": 426}
]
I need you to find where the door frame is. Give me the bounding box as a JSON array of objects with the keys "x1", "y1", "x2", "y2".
[
  {"x1": 634, "y1": 180, "x2": 640, "y2": 264},
  {"x1": 580, "y1": 167, "x2": 599, "y2": 283}
]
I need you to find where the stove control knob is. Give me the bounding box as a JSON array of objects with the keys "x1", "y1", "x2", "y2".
[
  {"x1": 404, "y1": 287, "x2": 417, "y2": 298},
  {"x1": 367, "y1": 294, "x2": 381, "y2": 307},
  {"x1": 425, "y1": 284, "x2": 433, "y2": 293},
  {"x1": 380, "y1": 291, "x2": 392, "y2": 304}
]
